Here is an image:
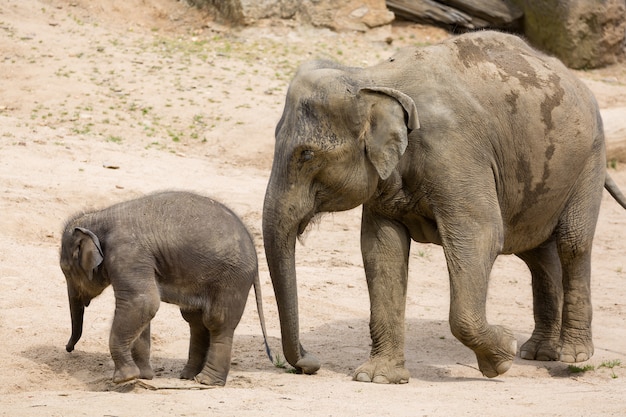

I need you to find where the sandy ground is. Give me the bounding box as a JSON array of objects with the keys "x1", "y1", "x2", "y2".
[{"x1": 1, "y1": 1, "x2": 626, "y2": 416}]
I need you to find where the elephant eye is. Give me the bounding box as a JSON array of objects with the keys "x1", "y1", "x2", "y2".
[{"x1": 300, "y1": 149, "x2": 314, "y2": 162}]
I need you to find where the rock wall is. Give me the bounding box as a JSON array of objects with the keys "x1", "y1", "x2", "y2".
[
  {"x1": 512, "y1": 0, "x2": 626, "y2": 69},
  {"x1": 190, "y1": 0, "x2": 626, "y2": 69},
  {"x1": 191, "y1": 0, "x2": 394, "y2": 31}
]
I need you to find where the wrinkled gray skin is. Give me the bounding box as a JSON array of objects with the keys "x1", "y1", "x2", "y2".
[
  {"x1": 262, "y1": 31, "x2": 626, "y2": 383},
  {"x1": 60, "y1": 191, "x2": 272, "y2": 386}
]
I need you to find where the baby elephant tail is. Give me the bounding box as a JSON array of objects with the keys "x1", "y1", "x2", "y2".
[
  {"x1": 253, "y1": 273, "x2": 274, "y2": 363},
  {"x1": 605, "y1": 174, "x2": 626, "y2": 210}
]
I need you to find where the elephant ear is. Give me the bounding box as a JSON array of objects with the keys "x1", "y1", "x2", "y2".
[
  {"x1": 358, "y1": 87, "x2": 420, "y2": 180},
  {"x1": 72, "y1": 227, "x2": 104, "y2": 280}
]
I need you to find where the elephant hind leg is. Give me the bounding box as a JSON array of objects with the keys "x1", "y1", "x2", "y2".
[
  {"x1": 516, "y1": 240, "x2": 563, "y2": 361},
  {"x1": 194, "y1": 324, "x2": 235, "y2": 386},
  {"x1": 180, "y1": 309, "x2": 210, "y2": 380},
  {"x1": 554, "y1": 197, "x2": 601, "y2": 362},
  {"x1": 194, "y1": 290, "x2": 247, "y2": 386},
  {"x1": 552, "y1": 159, "x2": 604, "y2": 363}
]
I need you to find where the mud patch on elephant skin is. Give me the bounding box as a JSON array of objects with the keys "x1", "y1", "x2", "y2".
[
  {"x1": 505, "y1": 89, "x2": 520, "y2": 114},
  {"x1": 454, "y1": 38, "x2": 490, "y2": 69},
  {"x1": 454, "y1": 38, "x2": 543, "y2": 91},
  {"x1": 540, "y1": 74, "x2": 565, "y2": 134},
  {"x1": 511, "y1": 156, "x2": 552, "y2": 224},
  {"x1": 493, "y1": 53, "x2": 541, "y2": 90}
]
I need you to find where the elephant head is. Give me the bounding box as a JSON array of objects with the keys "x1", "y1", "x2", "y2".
[
  {"x1": 262, "y1": 61, "x2": 419, "y2": 373},
  {"x1": 59, "y1": 226, "x2": 107, "y2": 352}
]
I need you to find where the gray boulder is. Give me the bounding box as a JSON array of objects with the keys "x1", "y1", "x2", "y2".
[
  {"x1": 513, "y1": 0, "x2": 626, "y2": 69},
  {"x1": 191, "y1": 0, "x2": 394, "y2": 31}
]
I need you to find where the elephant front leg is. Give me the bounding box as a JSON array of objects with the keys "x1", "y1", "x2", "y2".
[
  {"x1": 109, "y1": 291, "x2": 159, "y2": 383},
  {"x1": 131, "y1": 324, "x2": 155, "y2": 379},
  {"x1": 354, "y1": 212, "x2": 411, "y2": 384},
  {"x1": 443, "y1": 216, "x2": 516, "y2": 377}
]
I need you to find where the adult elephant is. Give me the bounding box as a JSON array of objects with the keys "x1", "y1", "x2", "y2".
[{"x1": 262, "y1": 31, "x2": 626, "y2": 384}]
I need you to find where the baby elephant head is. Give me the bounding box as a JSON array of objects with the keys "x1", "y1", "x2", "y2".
[{"x1": 59, "y1": 227, "x2": 106, "y2": 352}]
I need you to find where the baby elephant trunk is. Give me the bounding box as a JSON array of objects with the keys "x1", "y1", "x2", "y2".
[{"x1": 66, "y1": 290, "x2": 85, "y2": 352}]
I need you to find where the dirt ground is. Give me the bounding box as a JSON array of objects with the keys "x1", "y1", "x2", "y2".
[{"x1": 1, "y1": 1, "x2": 626, "y2": 416}]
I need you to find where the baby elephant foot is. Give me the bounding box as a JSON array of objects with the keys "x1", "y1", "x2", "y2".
[
  {"x1": 474, "y1": 326, "x2": 517, "y2": 378},
  {"x1": 180, "y1": 364, "x2": 203, "y2": 380},
  {"x1": 353, "y1": 357, "x2": 410, "y2": 384},
  {"x1": 520, "y1": 334, "x2": 560, "y2": 361},
  {"x1": 138, "y1": 365, "x2": 155, "y2": 380},
  {"x1": 113, "y1": 364, "x2": 142, "y2": 384},
  {"x1": 194, "y1": 368, "x2": 227, "y2": 386}
]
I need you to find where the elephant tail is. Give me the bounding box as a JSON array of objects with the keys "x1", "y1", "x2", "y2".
[
  {"x1": 253, "y1": 272, "x2": 274, "y2": 364},
  {"x1": 605, "y1": 174, "x2": 626, "y2": 210}
]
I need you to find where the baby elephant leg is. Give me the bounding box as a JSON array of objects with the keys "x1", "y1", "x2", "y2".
[
  {"x1": 194, "y1": 328, "x2": 235, "y2": 386},
  {"x1": 180, "y1": 309, "x2": 210, "y2": 380},
  {"x1": 194, "y1": 295, "x2": 245, "y2": 386},
  {"x1": 131, "y1": 324, "x2": 155, "y2": 379},
  {"x1": 109, "y1": 285, "x2": 160, "y2": 383}
]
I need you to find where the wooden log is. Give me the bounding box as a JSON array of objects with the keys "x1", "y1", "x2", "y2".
[
  {"x1": 439, "y1": 0, "x2": 522, "y2": 26},
  {"x1": 386, "y1": 0, "x2": 522, "y2": 29},
  {"x1": 387, "y1": 0, "x2": 488, "y2": 29}
]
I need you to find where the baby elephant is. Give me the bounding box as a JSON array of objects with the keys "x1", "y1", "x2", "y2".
[{"x1": 60, "y1": 191, "x2": 272, "y2": 386}]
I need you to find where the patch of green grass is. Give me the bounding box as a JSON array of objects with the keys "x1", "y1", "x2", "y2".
[
  {"x1": 272, "y1": 353, "x2": 297, "y2": 373},
  {"x1": 273, "y1": 353, "x2": 287, "y2": 369},
  {"x1": 600, "y1": 359, "x2": 621, "y2": 378},
  {"x1": 600, "y1": 359, "x2": 622, "y2": 369},
  {"x1": 72, "y1": 124, "x2": 93, "y2": 135},
  {"x1": 106, "y1": 135, "x2": 123, "y2": 143},
  {"x1": 568, "y1": 364, "x2": 595, "y2": 374},
  {"x1": 167, "y1": 130, "x2": 182, "y2": 142}
]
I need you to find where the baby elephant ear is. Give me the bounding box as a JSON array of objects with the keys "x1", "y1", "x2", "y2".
[
  {"x1": 73, "y1": 227, "x2": 104, "y2": 279},
  {"x1": 358, "y1": 87, "x2": 420, "y2": 180}
]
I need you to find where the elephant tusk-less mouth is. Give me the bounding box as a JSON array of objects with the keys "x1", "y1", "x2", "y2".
[
  {"x1": 297, "y1": 211, "x2": 319, "y2": 237},
  {"x1": 297, "y1": 218, "x2": 311, "y2": 236}
]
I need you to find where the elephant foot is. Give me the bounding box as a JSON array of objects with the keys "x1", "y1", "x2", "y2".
[
  {"x1": 520, "y1": 334, "x2": 560, "y2": 361},
  {"x1": 194, "y1": 368, "x2": 227, "y2": 386},
  {"x1": 113, "y1": 364, "x2": 141, "y2": 384},
  {"x1": 559, "y1": 331, "x2": 594, "y2": 363},
  {"x1": 138, "y1": 366, "x2": 155, "y2": 380},
  {"x1": 474, "y1": 325, "x2": 517, "y2": 378},
  {"x1": 353, "y1": 357, "x2": 410, "y2": 384},
  {"x1": 180, "y1": 364, "x2": 203, "y2": 380}
]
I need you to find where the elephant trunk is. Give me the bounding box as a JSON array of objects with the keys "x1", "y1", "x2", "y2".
[
  {"x1": 66, "y1": 286, "x2": 85, "y2": 352},
  {"x1": 262, "y1": 184, "x2": 321, "y2": 374}
]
